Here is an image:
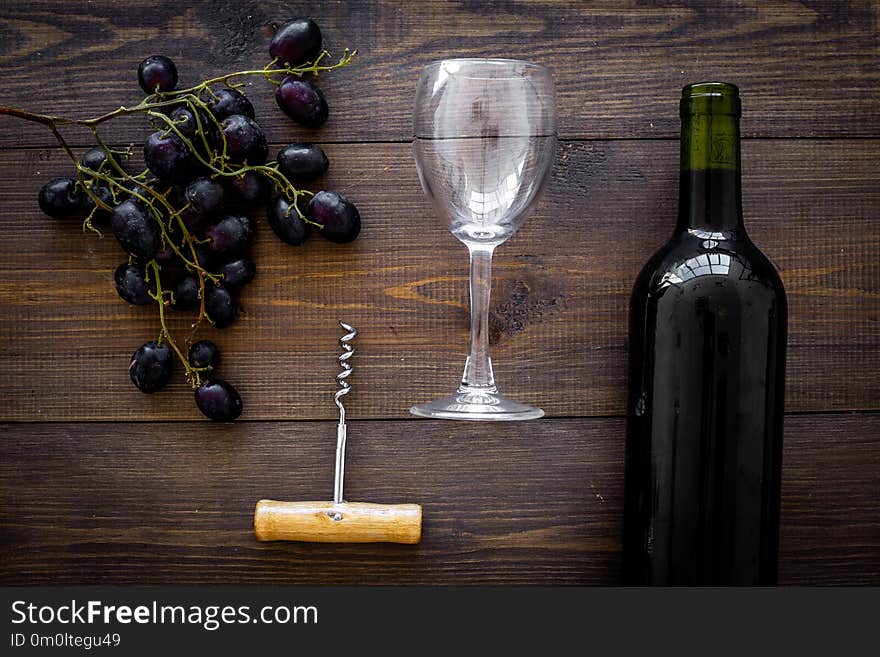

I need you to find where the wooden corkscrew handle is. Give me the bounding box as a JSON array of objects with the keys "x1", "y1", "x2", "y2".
[{"x1": 254, "y1": 500, "x2": 422, "y2": 544}]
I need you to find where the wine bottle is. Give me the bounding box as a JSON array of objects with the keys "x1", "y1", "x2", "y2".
[{"x1": 622, "y1": 82, "x2": 787, "y2": 585}]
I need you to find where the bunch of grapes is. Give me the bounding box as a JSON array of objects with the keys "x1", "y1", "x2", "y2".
[{"x1": 6, "y1": 19, "x2": 360, "y2": 421}]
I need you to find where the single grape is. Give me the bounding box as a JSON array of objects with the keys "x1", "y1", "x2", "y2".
[
  {"x1": 203, "y1": 88, "x2": 255, "y2": 120},
  {"x1": 216, "y1": 114, "x2": 267, "y2": 164},
  {"x1": 180, "y1": 208, "x2": 207, "y2": 233},
  {"x1": 275, "y1": 78, "x2": 328, "y2": 127},
  {"x1": 125, "y1": 182, "x2": 159, "y2": 208},
  {"x1": 79, "y1": 147, "x2": 118, "y2": 173},
  {"x1": 194, "y1": 378, "x2": 242, "y2": 421},
  {"x1": 169, "y1": 107, "x2": 196, "y2": 138},
  {"x1": 114, "y1": 262, "x2": 155, "y2": 305},
  {"x1": 276, "y1": 143, "x2": 329, "y2": 181},
  {"x1": 129, "y1": 341, "x2": 173, "y2": 393},
  {"x1": 185, "y1": 177, "x2": 224, "y2": 219},
  {"x1": 205, "y1": 284, "x2": 237, "y2": 328},
  {"x1": 166, "y1": 183, "x2": 187, "y2": 207},
  {"x1": 221, "y1": 258, "x2": 255, "y2": 286},
  {"x1": 154, "y1": 241, "x2": 179, "y2": 266},
  {"x1": 204, "y1": 214, "x2": 254, "y2": 259},
  {"x1": 307, "y1": 190, "x2": 361, "y2": 243},
  {"x1": 138, "y1": 55, "x2": 178, "y2": 93},
  {"x1": 193, "y1": 242, "x2": 218, "y2": 271},
  {"x1": 110, "y1": 199, "x2": 161, "y2": 258},
  {"x1": 143, "y1": 131, "x2": 195, "y2": 182},
  {"x1": 226, "y1": 171, "x2": 269, "y2": 205},
  {"x1": 266, "y1": 195, "x2": 310, "y2": 246},
  {"x1": 269, "y1": 18, "x2": 322, "y2": 66},
  {"x1": 38, "y1": 177, "x2": 85, "y2": 218},
  {"x1": 188, "y1": 339, "x2": 221, "y2": 370},
  {"x1": 168, "y1": 106, "x2": 213, "y2": 141},
  {"x1": 82, "y1": 182, "x2": 114, "y2": 225},
  {"x1": 170, "y1": 273, "x2": 200, "y2": 311}
]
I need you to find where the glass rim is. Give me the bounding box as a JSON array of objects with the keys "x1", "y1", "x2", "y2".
[{"x1": 419, "y1": 58, "x2": 551, "y2": 79}]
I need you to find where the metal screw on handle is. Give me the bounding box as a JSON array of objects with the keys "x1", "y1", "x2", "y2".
[{"x1": 333, "y1": 321, "x2": 357, "y2": 511}]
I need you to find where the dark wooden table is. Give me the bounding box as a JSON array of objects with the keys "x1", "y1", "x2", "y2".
[{"x1": 0, "y1": 1, "x2": 877, "y2": 585}]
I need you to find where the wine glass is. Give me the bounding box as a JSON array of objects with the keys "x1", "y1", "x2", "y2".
[{"x1": 410, "y1": 59, "x2": 557, "y2": 421}]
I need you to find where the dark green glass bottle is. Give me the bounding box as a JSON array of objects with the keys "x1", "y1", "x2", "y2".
[{"x1": 622, "y1": 83, "x2": 787, "y2": 585}]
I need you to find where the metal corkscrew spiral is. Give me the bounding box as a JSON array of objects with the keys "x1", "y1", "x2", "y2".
[{"x1": 333, "y1": 321, "x2": 357, "y2": 506}]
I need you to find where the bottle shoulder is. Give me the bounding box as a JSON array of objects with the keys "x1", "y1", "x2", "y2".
[{"x1": 633, "y1": 230, "x2": 786, "y2": 304}]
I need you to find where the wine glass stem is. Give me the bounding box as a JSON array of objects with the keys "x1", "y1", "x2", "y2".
[{"x1": 461, "y1": 245, "x2": 497, "y2": 391}]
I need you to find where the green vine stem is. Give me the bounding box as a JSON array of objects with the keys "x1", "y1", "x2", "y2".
[
  {"x1": 0, "y1": 50, "x2": 356, "y2": 387},
  {"x1": 147, "y1": 259, "x2": 211, "y2": 387}
]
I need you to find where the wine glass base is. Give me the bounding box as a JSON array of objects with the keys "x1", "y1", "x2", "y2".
[{"x1": 410, "y1": 387, "x2": 544, "y2": 422}]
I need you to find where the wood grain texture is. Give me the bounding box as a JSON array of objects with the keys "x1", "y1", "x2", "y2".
[
  {"x1": 0, "y1": 1, "x2": 878, "y2": 147},
  {"x1": 0, "y1": 414, "x2": 876, "y2": 585},
  {"x1": 0, "y1": 140, "x2": 876, "y2": 421},
  {"x1": 0, "y1": 0, "x2": 878, "y2": 587}
]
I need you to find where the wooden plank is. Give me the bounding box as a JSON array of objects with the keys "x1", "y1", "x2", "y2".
[
  {"x1": 0, "y1": 414, "x2": 876, "y2": 585},
  {"x1": 0, "y1": 1, "x2": 878, "y2": 147},
  {"x1": 0, "y1": 139, "x2": 877, "y2": 421}
]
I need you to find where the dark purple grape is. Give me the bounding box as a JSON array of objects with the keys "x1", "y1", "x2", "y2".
[
  {"x1": 226, "y1": 171, "x2": 269, "y2": 205},
  {"x1": 185, "y1": 177, "x2": 224, "y2": 214},
  {"x1": 79, "y1": 147, "x2": 116, "y2": 172},
  {"x1": 184, "y1": 177, "x2": 224, "y2": 219},
  {"x1": 266, "y1": 195, "x2": 310, "y2": 246},
  {"x1": 308, "y1": 190, "x2": 361, "y2": 243},
  {"x1": 275, "y1": 78, "x2": 328, "y2": 127},
  {"x1": 169, "y1": 107, "x2": 197, "y2": 138},
  {"x1": 38, "y1": 177, "x2": 85, "y2": 218},
  {"x1": 114, "y1": 262, "x2": 155, "y2": 305},
  {"x1": 180, "y1": 209, "x2": 207, "y2": 233},
  {"x1": 269, "y1": 18, "x2": 322, "y2": 66},
  {"x1": 193, "y1": 242, "x2": 218, "y2": 271},
  {"x1": 194, "y1": 378, "x2": 242, "y2": 421},
  {"x1": 221, "y1": 258, "x2": 255, "y2": 286},
  {"x1": 166, "y1": 184, "x2": 187, "y2": 207},
  {"x1": 188, "y1": 339, "x2": 220, "y2": 370},
  {"x1": 205, "y1": 284, "x2": 237, "y2": 328},
  {"x1": 110, "y1": 199, "x2": 161, "y2": 258},
  {"x1": 203, "y1": 88, "x2": 255, "y2": 120},
  {"x1": 138, "y1": 55, "x2": 178, "y2": 93},
  {"x1": 216, "y1": 114, "x2": 267, "y2": 164},
  {"x1": 83, "y1": 182, "x2": 114, "y2": 225},
  {"x1": 155, "y1": 241, "x2": 179, "y2": 266},
  {"x1": 170, "y1": 273, "x2": 200, "y2": 311},
  {"x1": 125, "y1": 183, "x2": 158, "y2": 208},
  {"x1": 144, "y1": 131, "x2": 195, "y2": 183},
  {"x1": 168, "y1": 106, "x2": 213, "y2": 140},
  {"x1": 129, "y1": 341, "x2": 173, "y2": 393},
  {"x1": 204, "y1": 214, "x2": 254, "y2": 259},
  {"x1": 276, "y1": 143, "x2": 328, "y2": 181}
]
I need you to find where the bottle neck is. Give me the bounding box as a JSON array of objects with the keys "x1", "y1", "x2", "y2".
[{"x1": 677, "y1": 113, "x2": 743, "y2": 233}]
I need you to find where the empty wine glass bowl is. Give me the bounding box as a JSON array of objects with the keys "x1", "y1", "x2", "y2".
[
  {"x1": 413, "y1": 59, "x2": 556, "y2": 246},
  {"x1": 410, "y1": 58, "x2": 556, "y2": 421}
]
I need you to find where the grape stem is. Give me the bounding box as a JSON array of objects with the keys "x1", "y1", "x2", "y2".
[
  {"x1": 0, "y1": 50, "x2": 356, "y2": 129},
  {"x1": 146, "y1": 259, "x2": 198, "y2": 384}
]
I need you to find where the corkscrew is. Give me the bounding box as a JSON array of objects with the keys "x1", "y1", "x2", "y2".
[
  {"x1": 253, "y1": 321, "x2": 422, "y2": 544},
  {"x1": 332, "y1": 321, "x2": 356, "y2": 507}
]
